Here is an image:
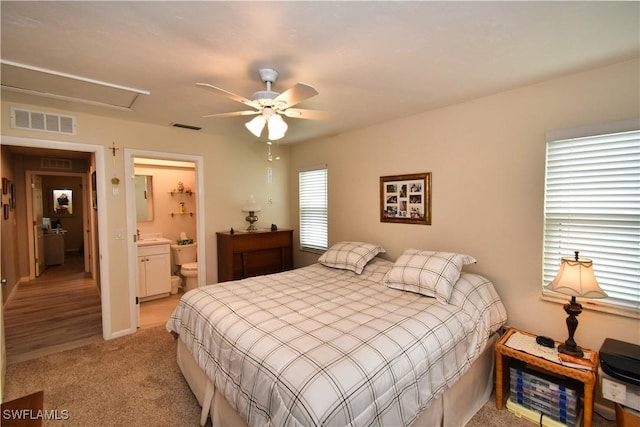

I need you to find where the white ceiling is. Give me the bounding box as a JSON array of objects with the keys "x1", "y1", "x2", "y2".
[{"x1": 1, "y1": 1, "x2": 638, "y2": 144}]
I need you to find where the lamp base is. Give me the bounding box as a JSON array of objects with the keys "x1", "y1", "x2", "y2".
[
  {"x1": 558, "y1": 343, "x2": 584, "y2": 358},
  {"x1": 245, "y1": 211, "x2": 258, "y2": 231},
  {"x1": 559, "y1": 296, "x2": 584, "y2": 358}
]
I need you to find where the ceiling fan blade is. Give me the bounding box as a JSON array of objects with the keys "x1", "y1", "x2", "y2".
[
  {"x1": 196, "y1": 83, "x2": 261, "y2": 109},
  {"x1": 273, "y1": 83, "x2": 319, "y2": 108},
  {"x1": 202, "y1": 110, "x2": 260, "y2": 118},
  {"x1": 282, "y1": 108, "x2": 332, "y2": 120}
]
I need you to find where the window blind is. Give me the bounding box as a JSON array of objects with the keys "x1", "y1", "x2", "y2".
[
  {"x1": 543, "y1": 129, "x2": 640, "y2": 311},
  {"x1": 299, "y1": 167, "x2": 328, "y2": 252}
]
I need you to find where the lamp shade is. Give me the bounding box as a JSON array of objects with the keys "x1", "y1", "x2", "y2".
[
  {"x1": 242, "y1": 195, "x2": 261, "y2": 213},
  {"x1": 546, "y1": 253, "x2": 608, "y2": 299},
  {"x1": 267, "y1": 114, "x2": 288, "y2": 140},
  {"x1": 245, "y1": 115, "x2": 266, "y2": 137}
]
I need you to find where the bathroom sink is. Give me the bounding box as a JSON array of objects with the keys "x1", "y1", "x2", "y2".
[{"x1": 137, "y1": 237, "x2": 172, "y2": 247}]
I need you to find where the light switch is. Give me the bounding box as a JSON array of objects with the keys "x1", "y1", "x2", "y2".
[{"x1": 115, "y1": 229, "x2": 124, "y2": 240}]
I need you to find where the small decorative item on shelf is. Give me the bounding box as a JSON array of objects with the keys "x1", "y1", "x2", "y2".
[
  {"x1": 177, "y1": 231, "x2": 193, "y2": 245},
  {"x1": 179, "y1": 202, "x2": 185, "y2": 213},
  {"x1": 177, "y1": 181, "x2": 184, "y2": 193},
  {"x1": 271, "y1": 224, "x2": 278, "y2": 231}
]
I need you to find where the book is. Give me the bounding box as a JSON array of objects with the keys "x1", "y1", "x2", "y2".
[{"x1": 558, "y1": 352, "x2": 596, "y2": 371}]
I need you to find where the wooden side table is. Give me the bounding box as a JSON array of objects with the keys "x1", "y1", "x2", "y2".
[
  {"x1": 1, "y1": 390, "x2": 44, "y2": 427},
  {"x1": 495, "y1": 328, "x2": 598, "y2": 427}
]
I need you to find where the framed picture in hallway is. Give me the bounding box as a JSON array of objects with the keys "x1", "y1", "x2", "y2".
[
  {"x1": 51, "y1": 188, "x2": 74, "y2": 216},
  {"x1": 380, "y1": 172, "x2": 432, "y2": 225}
]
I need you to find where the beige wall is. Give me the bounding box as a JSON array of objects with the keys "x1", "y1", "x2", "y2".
[
  {"x1": 290, "y1": 58, "x2": 640, "y2": 351},
  {"x1": 1, "y1": 104, "x2": 291, "y2": 337},
  {"x1": 134, "y1": 164, "x2": 198, "y2": 244}
]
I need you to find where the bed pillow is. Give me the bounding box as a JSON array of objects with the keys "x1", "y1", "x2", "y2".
[
  {"x1": 318, "y1": 241, "x2": 386, "y2": 274},
  {"x1": 383, "y1": 249, "x2": 477, "y2": 303}
]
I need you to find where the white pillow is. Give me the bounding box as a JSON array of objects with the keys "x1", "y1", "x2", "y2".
[
  {"x1": 318, "y1": 241, "x2": 386, "y2": 274},
  {"x1": 383, "y1": 249, "x2": 477, "y2": 303}
]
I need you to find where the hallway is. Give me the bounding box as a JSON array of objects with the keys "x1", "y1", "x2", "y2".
[{"x1": 3, "y1": 254, "x2": 102, "y2": 364}]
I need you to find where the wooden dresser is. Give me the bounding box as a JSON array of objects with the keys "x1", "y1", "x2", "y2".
[{"x1": 216, "y1": 229, "x2": 294, "y2": 282}]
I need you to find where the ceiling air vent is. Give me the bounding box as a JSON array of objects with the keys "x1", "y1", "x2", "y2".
[
  {"x1": 10, "y1": 107, "x2": 76, "y2": 135},
  {"x1": 41, "y1": 158, "x2": 72, "y2": 170}
]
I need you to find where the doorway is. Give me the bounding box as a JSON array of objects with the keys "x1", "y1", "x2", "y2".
[
  {"x1": 123, "y1": 149, "x2": 205, "y2": 329},
  {"x1": 25, "y1": 171, "x2": 92, "y2": 280},
  {"x1": 1, "y1": 136, "x2": 111, "y2": 341}
]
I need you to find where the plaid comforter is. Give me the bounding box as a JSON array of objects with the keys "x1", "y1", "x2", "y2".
[{"x1": 166, "y1": 258, "x2": 506, "y2": 427}]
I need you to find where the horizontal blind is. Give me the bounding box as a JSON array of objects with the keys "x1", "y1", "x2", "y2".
[
  {"x1": 543, "y1": 129, "x2": 640, "y2": 310},
  {"x1": 299, "y1": 167, "x2": 328, "y2": 251}
]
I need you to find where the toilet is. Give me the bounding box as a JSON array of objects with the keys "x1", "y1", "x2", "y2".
[{"x1": 171, "y1": 243, "x2": 198, "y2": 291}]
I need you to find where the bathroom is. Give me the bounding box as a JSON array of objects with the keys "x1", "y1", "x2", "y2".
[{"x1": 134, "y1": 158, "x2": 197, "y2": 307}]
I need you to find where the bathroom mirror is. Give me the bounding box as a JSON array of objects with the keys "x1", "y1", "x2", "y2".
[
  {"x1": 52, "y1": 189, "x2": 73, "y2": 216},
  {"x1": 135, "y1": 175, "x2": 154, "y2": 221}
]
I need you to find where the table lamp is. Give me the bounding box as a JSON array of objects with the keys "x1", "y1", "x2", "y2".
[
  {"x1": 545, "y1": 251, "x2": 608, "y2": 357},
  {"x1": 242, "y1": 195, "x2": 261, "y2": 231}
]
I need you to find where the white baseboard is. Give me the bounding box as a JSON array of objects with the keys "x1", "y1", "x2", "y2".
[{"x1": 108, "y1": 327, "x2": 137, "y2": 340}]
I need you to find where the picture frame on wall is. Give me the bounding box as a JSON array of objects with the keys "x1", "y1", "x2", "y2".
[
  {"x1": 91, "y1": 171, "x2": 98, "y2": 211},
  {"x1": 380, "y1": 172, "x2": 432, "y2": 225},
  {"x1": 9, "y1": 182, "x2": 15, "y2": 209},
  {"x1": 2, "y1": 177, "x2": 8, "y2": 195},
  {"x1": 3, "y1": 203, "x2": 9, "y2": 220}
]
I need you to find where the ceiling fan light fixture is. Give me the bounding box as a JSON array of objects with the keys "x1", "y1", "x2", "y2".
[
  {"x1": 267, "y1": 114, "x2": 288, "y2": 140},
  {"x1": 245, "y1": 115, "x2": 266, "y2": 137}
]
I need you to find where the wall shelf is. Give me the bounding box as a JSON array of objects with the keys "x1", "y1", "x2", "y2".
[{"x1": 169, "y1": 191, "x2": 193, "y2": 196}]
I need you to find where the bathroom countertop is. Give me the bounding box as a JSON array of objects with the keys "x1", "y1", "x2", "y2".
[{"x1": 137, "y1": 237, "x2": 172, "y2": 247}]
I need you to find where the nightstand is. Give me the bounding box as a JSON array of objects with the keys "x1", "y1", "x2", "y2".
[{"x1": 495, "y1": 327, "x2": 598, "y2": 427}]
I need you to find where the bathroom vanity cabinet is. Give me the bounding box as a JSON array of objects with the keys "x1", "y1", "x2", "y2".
[
  {"x1": 217, "y1": 229, "x2": 293, "y2": 282},
  {"x1": 137, "y1": 242, "x2": 171, "y2": 300}
]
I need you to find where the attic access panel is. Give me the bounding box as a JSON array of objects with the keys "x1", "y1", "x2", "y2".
[{"x1": 0, "y1": 61, "x2": 149, "y2": 110}]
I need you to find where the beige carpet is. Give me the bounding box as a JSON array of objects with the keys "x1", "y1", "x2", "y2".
[
  {"x1": 4, "y1": 326, "x2": 616, "y2": 426},
  {"x1": 4, "y1": 326, "x2": 203, "y2": 426}
]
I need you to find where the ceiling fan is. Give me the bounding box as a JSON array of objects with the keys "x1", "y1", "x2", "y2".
[{"x1": 197, "y1": 68, "x2": 328, "y2": 140}]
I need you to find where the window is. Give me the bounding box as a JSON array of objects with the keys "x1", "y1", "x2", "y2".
[
  {"x1": 542, "y1": 121, "x2": 640, "y2": 315},
  {"x1": 299, "y1": 166, "x2": 328, "y2": 252}
]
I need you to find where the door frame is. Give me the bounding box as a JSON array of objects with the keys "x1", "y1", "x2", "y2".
[
  {"x1": 25, "y1": 171, "x2": 89, "y2": 280},
  {"x1": 1, "y1": 136, "x2": 113, "y2": 339},
  {"x1": 123, "y1": 149, "x2": 205, "y2": 328}
]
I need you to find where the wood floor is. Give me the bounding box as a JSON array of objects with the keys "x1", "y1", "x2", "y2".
[
  {"x1": 139, "y1": 292, "x2": 183, "y2": 329},
  {"x1": 3, "y1": 254, "x2": 182, "y2": 364},
  {"x1": 3, "y1": 254, "x2": 102, "y2": 364}
]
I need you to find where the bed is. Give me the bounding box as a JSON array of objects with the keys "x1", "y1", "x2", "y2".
[{"x1": 167, "y1": 243, "x2": 507, "y2": 426}]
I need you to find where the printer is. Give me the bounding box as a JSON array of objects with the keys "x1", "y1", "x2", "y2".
[{"x1": 599, "y1": 338, "x2": 640, "y2": 412}]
